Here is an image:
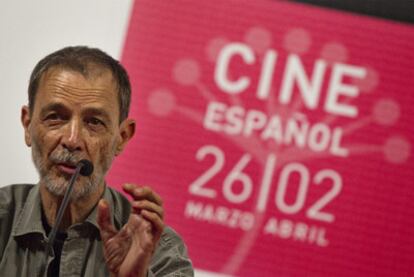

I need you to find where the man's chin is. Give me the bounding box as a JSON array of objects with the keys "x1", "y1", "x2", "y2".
[
  {"x1": 42, "y1": 175, "x2": 97, "y2": 200},
  {"x1": 43, "y1": 176, "x2": 70, "y2": 196}
]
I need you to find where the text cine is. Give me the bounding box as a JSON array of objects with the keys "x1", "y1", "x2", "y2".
[{"x1": 214, "y1": 42, "x2": 367, "y2": 118}]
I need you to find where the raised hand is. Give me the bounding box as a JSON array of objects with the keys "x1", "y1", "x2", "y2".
[{"x1": 97, "y1": 184, "x2": 164, "y2": 277}]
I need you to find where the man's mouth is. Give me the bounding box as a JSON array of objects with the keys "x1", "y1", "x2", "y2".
[{"x1": 56, "y1": 163, "x2": 77, "y2": 175}]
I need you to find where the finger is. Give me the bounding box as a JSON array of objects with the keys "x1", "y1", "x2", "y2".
[
  {"x1": 140, "y1": 210, "x2": 164, "y2": 241},
  {"x1": 123, "y1": 184, "x2": 163, "y2": 206},
  {"x1": 105, "y1": 243, "x2": 125, "y2": 272},
  {"x1": 129, "y1": 214, "x2": 157, "y2": 253},
  {"x1": 123, "y1": 184, "x2": 162, "y2": 205},
  {"x1": 97, "y1": 199, "x2": 117, "y2": 242},
  {"x1": 131, "y1": 199, "x2": 164, "y2": 220}
]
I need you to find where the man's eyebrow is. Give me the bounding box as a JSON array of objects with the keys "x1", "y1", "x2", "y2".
[
  {"x1": 39, "y1": 103, "x2": 113, "y2": 122},
  {"x1": 39, "y1": 102, "x2": 68, "y2": 115},
  {"x1": 82, "y1": 107, "x2": 112, "y2": 122}
]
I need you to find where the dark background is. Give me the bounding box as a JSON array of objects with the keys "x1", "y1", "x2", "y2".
[{"x1": 291, "y1": 0, "x2": 414, "y2": 24}]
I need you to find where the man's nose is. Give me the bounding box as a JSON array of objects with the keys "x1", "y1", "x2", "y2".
[{"x1": 61, "y1": 119, "x2": 84, "y2": 151}]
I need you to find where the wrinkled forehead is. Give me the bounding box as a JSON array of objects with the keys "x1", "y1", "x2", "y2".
[
  {"x1": 41, "y1": 63, "x2": 117, "y2": 85},
  {"x1": 34, "y1": 67, "x2": 120, "y2": 114}
]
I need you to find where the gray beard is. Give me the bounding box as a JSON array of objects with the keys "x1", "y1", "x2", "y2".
[
  {"x1": 31, "y1": 141, "x2": 110, "y2": 200},
  {"x1": 42, "y1": 173, "x2": 101, "y2": 200}
]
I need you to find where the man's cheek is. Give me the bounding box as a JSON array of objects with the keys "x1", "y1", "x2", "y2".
[
  {"x1": 91, "y1": 139, "x2": 113, "y2": 172},
  {"x1": 105, "y1": 143, "x2": 118, "y2": 172}
]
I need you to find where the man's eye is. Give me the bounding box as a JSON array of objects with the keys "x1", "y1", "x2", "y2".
[
  {"x1": 45, "y1": 113, "x2": 61, "y2": 121},
  {"x1": 87, "y1": 118, "x2": 104, "y2": 126}
]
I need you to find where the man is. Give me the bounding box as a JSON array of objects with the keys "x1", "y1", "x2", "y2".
[{"x1": 0, "y1": 46, "x2": 194, "y2": 276}]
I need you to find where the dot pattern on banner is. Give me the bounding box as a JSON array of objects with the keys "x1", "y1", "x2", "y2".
[
  {"x1": 244, "y1": 26, "x2": 273, "y2": 54},
  {"x1": 372, "y1": 98, "x2": 400, "y2": 126},
  {"x1": 353, "y1": 67, "x2": 379, "y2": 93},
  {"x1": 147, "y1": 89, "x2": 176, "y2": 117},
  {"x1": 283, "y1": 28, "x2": 311, "y2": 54},
  {"x1": 206, "y1": 37, "x2": 230, "y2": 62},
  {"x1": 172, "y1": 59, "x2": 201, "y2": 86},
  {"x1": 320, "y1": 42, "x2": 348, "y2": 63},
  {"x1": 383, "y1": 136, "x2": 411, "y2": 164}
]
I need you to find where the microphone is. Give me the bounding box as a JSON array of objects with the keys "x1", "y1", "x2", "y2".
[
  {"x1": 78, "y1": 159, "x2": 94, "y2": 177},
  {"x1": 46, "y1": 159, "x2": 94, "y2": 254}
]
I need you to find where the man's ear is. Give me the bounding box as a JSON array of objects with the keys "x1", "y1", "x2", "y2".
[
  {"x1": 21, "y1": 105, "x2": 32, "y2": 147},
  {"x1": 115, "y1": 118, "x2": 136, "y2": 156}
]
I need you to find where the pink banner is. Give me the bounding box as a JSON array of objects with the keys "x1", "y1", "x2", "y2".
[{"x1": 108, "y1": 0, "x2": 414, "y2": 275}]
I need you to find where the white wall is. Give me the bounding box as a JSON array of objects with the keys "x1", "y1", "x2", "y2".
[{"x1": 0, "y1": 0, "x2": 133, "y2": 186}]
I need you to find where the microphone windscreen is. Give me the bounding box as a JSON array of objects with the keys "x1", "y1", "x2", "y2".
[{"x1": 78, "y1": 159, "x2": 94, "y2": 176}]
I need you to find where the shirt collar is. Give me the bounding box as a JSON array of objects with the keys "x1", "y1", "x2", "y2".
[
  {"x1": 12, "y1": 185, "x2": 45, "y2": 237},
  {"x1": 85, "y1": 186, "x2": 119, "y2": 230},
  {"x1": 12, "y1": 185, "x2": 122, "y2": 237}
]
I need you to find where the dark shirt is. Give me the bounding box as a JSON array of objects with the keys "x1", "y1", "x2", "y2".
[
  {"x1": 0, "y1": 184, "x2": 194, "y2": 276},
  {"x1": 42, "y1": 213, "x2": 67, "y2": 277}
]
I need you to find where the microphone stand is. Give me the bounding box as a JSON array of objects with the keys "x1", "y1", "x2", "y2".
[
  {"x1": 46, "y1": 163, "x2": 84, "y2": 256},
  {"x1": 40, "y1": 162, "x2": 84, "y2": 277}
]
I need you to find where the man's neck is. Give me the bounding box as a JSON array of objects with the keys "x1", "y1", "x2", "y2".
[{"x1": 39, "y1": 183, "x2": 105, "y2": 231}]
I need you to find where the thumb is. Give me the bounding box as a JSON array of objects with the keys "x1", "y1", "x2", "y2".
[{"x1": 97, "y1": 199, "x2": 117, "y2": 242}]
